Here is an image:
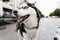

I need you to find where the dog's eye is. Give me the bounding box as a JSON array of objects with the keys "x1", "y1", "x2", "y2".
[
  {"x1": 18, "y1": 6, "x2": 29, "y2": 9},
  {"x1": 23, "y1": 6, "x2": 29, "y2": 9},
  {"x1": 18, "y1": 7, "x2": 23, "y2": 9}
]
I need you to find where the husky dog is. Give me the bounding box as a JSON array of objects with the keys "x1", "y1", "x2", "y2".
[{"x1": 13, "y1": 2, "x2": 40, "y2": 40}]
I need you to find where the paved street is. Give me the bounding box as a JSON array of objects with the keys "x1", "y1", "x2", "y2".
[
  {"x1": 0, "y1": 18, "x2": 60, "y2": 40},
  {"x1": 38, "y1": 18, "x2": 60, "y2": 40},
  {"x1": 0, "y1": 24, "x2": 18, "y2": 40}
]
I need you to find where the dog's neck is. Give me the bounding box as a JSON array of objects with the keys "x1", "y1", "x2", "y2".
[{"x1": 23, "y1": 15, "x2": 38, "y2": 29}]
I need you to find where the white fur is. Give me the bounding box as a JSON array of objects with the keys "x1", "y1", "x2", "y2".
[
  {"x1": 54, "y1": 28, "x2": 60, "y2": 40},
  {"x1": 16, "y1": 3, "x2": 39, "y2": 40},
  {"x1": 17, "y1": 28, "x2": 39, "y2": 40}
]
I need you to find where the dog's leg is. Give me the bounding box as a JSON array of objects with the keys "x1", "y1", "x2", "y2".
[{"x1": 17, "y1": 30, "x2": 22, "y2": 40}]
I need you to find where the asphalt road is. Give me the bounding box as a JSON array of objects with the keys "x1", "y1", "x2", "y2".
[
  {"x1": 0, "y1": 24, "x2": 18, "y2": 40},
  {"x1": 0, "y1": 18, "x2": 60, "y2": 40}
]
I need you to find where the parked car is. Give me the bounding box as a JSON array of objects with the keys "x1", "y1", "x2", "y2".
[{"x1": 0, "y1": 1, "x2": 17, "y2": 21}]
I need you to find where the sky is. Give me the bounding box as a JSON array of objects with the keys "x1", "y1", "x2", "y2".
[{"x1": 28, "y1": 0, "x2": 60, "y2": 16}]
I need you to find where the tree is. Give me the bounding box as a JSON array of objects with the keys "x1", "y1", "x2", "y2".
[
  {"x1": 49, "y1": 8, "x2": 60, "y2": 16},
  {"x1": 49, "y1": 12, "x2": 54, "y2": 16},
  {"x1": 54, "y1": 9, "x2": 60, "y2": 16}
]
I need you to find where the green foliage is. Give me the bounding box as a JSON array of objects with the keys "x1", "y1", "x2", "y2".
[
  {"x1": 49, "y1": 8, "x2": 60, "y2": 16},
  {"x1": 54, "y1": 9, "x2": 60, "y2": 16},
  {"x1": 49, "y1": 12, "x2": 54, "y2": 16}
]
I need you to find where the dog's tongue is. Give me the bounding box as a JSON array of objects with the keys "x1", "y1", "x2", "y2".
[
  {"x1": 17, "y1": 14, "x2": 30, "y2": 23},
  {"x1": 17, "y1": 18, "x2": 24, "y2": 22}
]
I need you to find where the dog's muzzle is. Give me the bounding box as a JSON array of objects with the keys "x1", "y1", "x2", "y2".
[
  {"x1": 54, "y1": 37, "x2": 58, "y2": 40},
  {"x1": 13, "y1": 10, "x2": 18, "y2": 17},
  {"x1": 17, "y1": 14, "x2": 30, "y2": 23}
]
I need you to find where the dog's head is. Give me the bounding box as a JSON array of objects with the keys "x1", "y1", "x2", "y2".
[{"x1": 13, "y1": 3, "x2": 36, "y2": 22}]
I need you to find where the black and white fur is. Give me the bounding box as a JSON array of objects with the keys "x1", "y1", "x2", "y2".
[
  {"x1": 13, "y1": 2, "x2": 40, "y2": 40},
  {"x1": 54, "y1": 27, "x2": 60, "y2": 40}
]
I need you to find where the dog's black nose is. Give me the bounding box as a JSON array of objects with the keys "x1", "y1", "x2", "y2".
[
  {"x1": 54, "y1": 37, "x2": 58, "y2": 40},
  {"x1": 13, "y1": 10, "x2": 18, "y2": 13},
  {"x1": 13, "y1": 10, "x2": 18, "y2": 17}
]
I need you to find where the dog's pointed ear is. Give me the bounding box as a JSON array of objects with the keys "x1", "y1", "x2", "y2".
[
  {"x1": 27, "y1": 2, "x2": 36, "y2": 6},
  {"x1": 36, "y1": 9, "x2": 41, "y2": 19},
  {"x1": 38, "y1": 9, "x2": 41, "y2": 17}
]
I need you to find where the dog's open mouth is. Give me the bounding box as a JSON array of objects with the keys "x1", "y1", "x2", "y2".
[{"x1": 17, "y1": 14, "x2": 30, "y2": 23}]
